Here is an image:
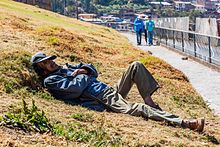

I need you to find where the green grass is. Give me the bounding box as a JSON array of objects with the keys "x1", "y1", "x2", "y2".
[
  {"x1": 1, "y1": 99, "x2": 52, "y2": 133},
  {"x1": 47, "y1": 36, "x2": 60, "y2": 45},
  {"x1": 52, "y1": 122, "x2": 122, "y2": 146},
  {"x1": 69, "y1": 113, "x2": 94, "y2": 122},
  {"x1": 1, "y1": 99, "x2": 122, "y2": 145}
]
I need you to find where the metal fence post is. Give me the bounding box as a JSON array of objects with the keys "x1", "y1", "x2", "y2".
[
  {"x1": 166, "y1": 30, "x2": 168, "y2": 45},
  {"x1": 173, "y1": 30, "x2": 175, "y2": 48},
  {"x1": 194, "y1": 34, "x2": 196, "y2": 57},
  {"x1": 159, "y1": 28, "x2": 162, "y2": 44},
  {"x1": 181, "y1": 32, "x2": 184, "y2": 52},
  {"x1": 208, "y1": 37, "x2": 212, "y2": 63}
]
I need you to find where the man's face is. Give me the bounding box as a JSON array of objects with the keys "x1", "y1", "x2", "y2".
[{"x1": 37, "y1": 59, "x2": 59, "y2": 74}]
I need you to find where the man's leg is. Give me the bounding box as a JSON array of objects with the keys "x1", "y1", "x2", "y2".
[
  {"x1": 144, "y1": 29, "x2": 148, "y2": 44},
  {"x1": 97, "y1": 88, "x2": 205, "y2": 132},
  {"x1": 139, "y1": 31, "x2": 142, "y2": 45},
  {"x1": 148, "y1": 31, "x2": 151, "y2": 45},
  {"x1": 149, "y1": 31, "x2": 153, "y2": 45},
  {"x1": 136, "y1": 32, "x2": 139, "y2": 45},
  {"x1": 98, "y1": 88, "x2": 182, "y2": 125},
  {"x1": 151, "y1": 31, "x2": 154, "y2": 45},
  {"x1": 115, "y1": 61, "x2": 160, "y2": 108}
]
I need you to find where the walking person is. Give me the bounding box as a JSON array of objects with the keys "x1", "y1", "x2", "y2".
[
  {"x1": 146, "y1": 15, "x2": 155, "y2": 46},
  {"x1": 144, "y1": 16, "x2": 148, "y2": 45},
  {"x1": 30, "y1": 52, "x2": 205, "y2": 132},
  {"x1": 134, "y1": 16, "x2": 145, "y2": 45}
]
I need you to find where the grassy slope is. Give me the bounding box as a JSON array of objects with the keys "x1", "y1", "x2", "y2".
[{"x1": 0, "y1": 0, "x2": 219, "y2": 146}]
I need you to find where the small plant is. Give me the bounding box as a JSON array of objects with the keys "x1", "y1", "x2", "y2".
[
  {"x1": 52, "y1": 121, "x2": 121, "y2": 145},
  {"x1": 171, "y1": 96, "x2": 182, "y2": 107},
  {"x1": 4, "y1": 81, "x2": 15, "y2": 93},
  {"x1": 69, "y1": 54, "x2": 78, "y2": 62},
  {"x1": 36, "y1": 91, "x2": 54, "y2": 100},
  {"x1": 1, "y1": 99, "x2": 52, "y2": 133},
  {"x1": 70, "y1": 113, "x2": 94, "y2": 122},
  {"x1": 201, "y1": 133, "x2": 220, "y2": 145},
  {"x1": 47, "y1": 36, "x2": 60, "y2": 46}
]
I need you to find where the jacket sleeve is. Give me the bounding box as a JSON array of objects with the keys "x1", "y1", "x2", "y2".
[
  {"x1": 44, "y1": 74, "x2": 89, "y2": 96},
  {"x1": 66, "y1": 63, "x2": 98, "y2": 78},
  {"x1": 134, "y1": 18, "x2": 138, "y2": 31},
  {"x1": 65, "y1": 63, "x2": 83, "y2": 69},
  {"x1": 81, "y1": 64, "x2": 98, "y2": 78}
]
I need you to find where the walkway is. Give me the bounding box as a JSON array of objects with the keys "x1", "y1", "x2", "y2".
[{"x1": 121, "y1": 32, "x2": 220, "y2": 115}]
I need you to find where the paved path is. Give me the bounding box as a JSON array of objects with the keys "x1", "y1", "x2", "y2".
[{"x1": 121, "y1": 32, "x2": 220, "y2": 116}]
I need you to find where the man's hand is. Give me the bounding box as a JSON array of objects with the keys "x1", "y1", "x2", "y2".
[{"x1": 71, "y1": 69, "x2": 88, "y2": 77}]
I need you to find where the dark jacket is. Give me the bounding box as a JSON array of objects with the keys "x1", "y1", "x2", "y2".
[{"x1": 43, "y1": 63, "x2": 108, "y2": 111}]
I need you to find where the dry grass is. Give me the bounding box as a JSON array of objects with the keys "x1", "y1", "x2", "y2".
[{"x1": 0, "y1": 0, "x2": 220, "y2": 146}]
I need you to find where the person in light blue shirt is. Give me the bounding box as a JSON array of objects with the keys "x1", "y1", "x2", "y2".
[
  {"x1": 146, "y1": 15, "x2": 155, "y2": 45},
  {"x1": 30, "y1": 52, "x2": 205, "y2": 132},
  {"x1": 134, "y1": 16, "x2": 145, "y2": 45}
]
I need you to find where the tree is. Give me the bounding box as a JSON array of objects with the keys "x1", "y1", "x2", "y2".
[
  {"x1": 81, "y1": 0, "x2": 91, "y2": 12},
  {"x1": 163, "y1": 8, "x2": 174, "y2": 17},
  {"x1": 98, "y1": 0, "x2": 111, "y2": 6}
]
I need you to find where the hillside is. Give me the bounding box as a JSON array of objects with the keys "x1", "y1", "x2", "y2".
[{"x1": 0, "y1": 0, "x2": 220, "y2": 146}]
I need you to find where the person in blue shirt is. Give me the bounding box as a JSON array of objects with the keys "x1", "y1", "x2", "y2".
[
  {"x1": 146, "y1": 15, "x2": 155, "y2": 45},
  {"x1": 30, "y1": 52, "x2": 205, "y2": 132},
  {"x1": 134, "y1": 16, "x2": 145, "y2": 45}
]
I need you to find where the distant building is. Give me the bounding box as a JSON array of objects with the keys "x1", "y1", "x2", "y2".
[
  {"x1": 100, "y1": 15, "x2": 122, "y2": 22},
  {"x1": 194, "y1": 0, "x2": 218, "y2": 12},
  {"x1": 14, "y1": 0, "x2": 52, "y2": 10},
  {"x1": 174, "y1": 1, "x2": 195, "y2": 10},
  {"x1": 79, "y1": 14, "x2": 97, "y2": 19},
  {"x1": 105, "y1": 21, "x2": 133, "y2": 31},
  {"x1": 149, "y1": 2, "x2": 172, "y2": 8},
  {"x1": 204, "y1": 0, "x2": 218, "y2": 11},
  {"x1": 176, "y1": 0, "x2": 192, "y2": 2},
  {"x1": 193, "y1": 4, "x2": 207, "y2": 12},
  {"x1": 196, "y1": 0, "x2": 205, "y2": 5},
  {"x1": 79, "y1": 14, "x2": 102, "y2": 23},
  {"x1": 119, "y1": 9, "x2": 136, "y2": 22}
]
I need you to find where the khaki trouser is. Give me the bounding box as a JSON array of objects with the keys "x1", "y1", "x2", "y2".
[{"x1": 97, "y1": 61, "x2": 183, "y2": 125}]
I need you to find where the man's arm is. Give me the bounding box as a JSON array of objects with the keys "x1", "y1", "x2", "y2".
[
  {"x1": 71, "y1": 68, "x2": 88, "y2": 77},
  {"x1": 66, "y1": 63, "x2": 98, "y2": 77},
  {"x1": 152, "y1": 21, "x2": 155, "y2": 30},
  {"x1": 80, "y1": 64, "x2": 98, "y2": 77},
  {"x1": 44, "y1": 74, "x2": 90, "y2": 98},
  {"x1": 146, "y1": 21, "x2": 149, "y2": 30}
]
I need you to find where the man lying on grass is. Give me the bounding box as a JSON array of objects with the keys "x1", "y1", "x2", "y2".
[{"x1": 31, "y1": 52, "x2": 205, "y2": 132}]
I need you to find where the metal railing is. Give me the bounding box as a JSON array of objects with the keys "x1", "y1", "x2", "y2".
[{"x1": 154, "y1": 27, "x2": 220, "y2": 66}]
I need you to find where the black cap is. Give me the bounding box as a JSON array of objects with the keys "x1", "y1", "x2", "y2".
[{"x1": 31, "y1": 52, "x2": 56, "y2": 64}]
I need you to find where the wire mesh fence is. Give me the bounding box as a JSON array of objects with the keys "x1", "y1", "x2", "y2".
[{"x1": 155, "y1": 27, "x2": 220, "y2": 66}]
